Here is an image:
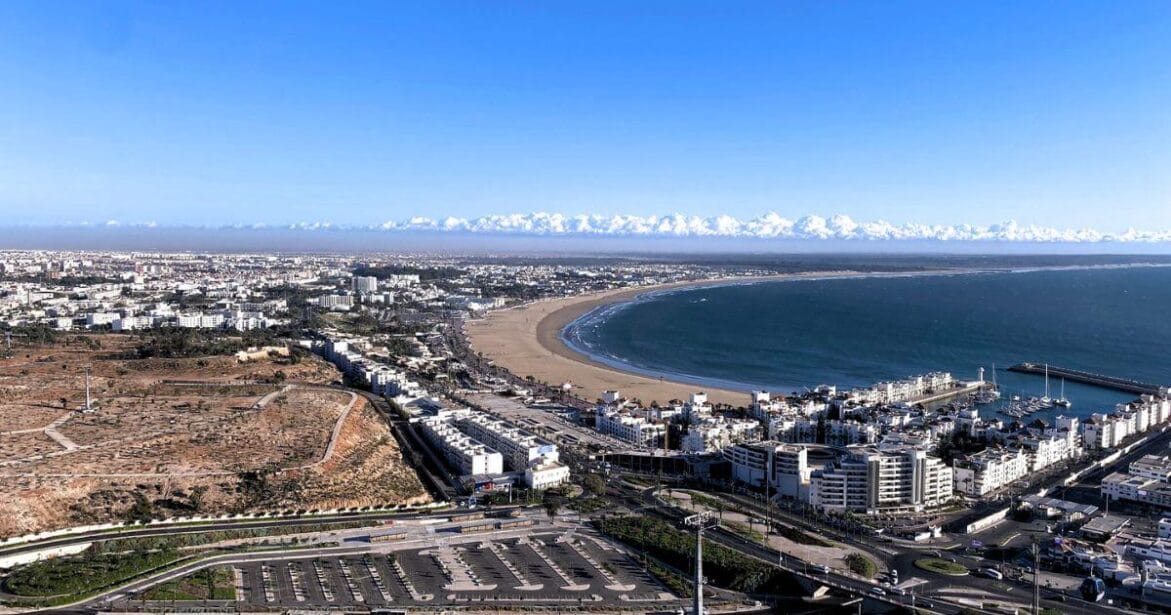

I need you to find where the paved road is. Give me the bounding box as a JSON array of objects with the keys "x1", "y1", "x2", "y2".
[
  {"x1": 624, "y1": 482, "x2": 1131, "y2": 615},
  {"x1": 0, "y1": 506, "x2": 472, "y2": 559}
]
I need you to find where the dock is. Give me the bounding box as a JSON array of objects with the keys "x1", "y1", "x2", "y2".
[
  {"x1": 1007, "y1": 363, "x2": 1167, "y2": 396},
  {"x1": 909, "y1": 380, "x2": 988, "y2": 407}
]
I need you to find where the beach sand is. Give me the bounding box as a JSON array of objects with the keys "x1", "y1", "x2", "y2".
[{"x1": 464, "y1": 273, "x2": 859, "y2": 406}]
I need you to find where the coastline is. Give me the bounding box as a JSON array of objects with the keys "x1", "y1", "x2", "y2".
[
  {"x1": 464, "y1": 271, "x2": 862, "y2": 405},
  {"x1": 464, "y1": 262, "x2": 1171, "y2": 407}
]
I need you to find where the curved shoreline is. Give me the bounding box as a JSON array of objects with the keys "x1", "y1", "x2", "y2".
[
  {"x1": 466, "y1": 262, "x2": 1171, "y2": 406},
  {"x1": 466, "y1": 272, "x2": 863, "y2": 405}
]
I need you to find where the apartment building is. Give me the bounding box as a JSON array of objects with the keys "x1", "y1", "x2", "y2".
[
  {"x1": 811, "y1": 446, "x2": 952, "y2": 514},
  {"x1": 595, "y1": 406, "x2": 665, "y2": 447},
  {"x1": 176, "y1": 312, "x2": 226, "y2": 328},
  {"x1": 848, "y1": 372, "x2": 955, "y2": 405},
  {"x1": 417, "y1": 416, "x2": 504, "y2": 476},
  {"x1": 953, "y1": 447, "x2": 1029, "y2": 496},
  {"x1": 1103, "y1": 454, "x2": 1171, "y2": 509},
  {"x1": 772, "y1": 444, "x2": 813, "y2": 499},
  {"x1": 1021, "y1": 434, "x2": 1078, "y2": 472},
  {"x1": 457, "y1": 412, "x2": 559, "y2": 471},
  {"x1": 1084, "y1": 398, "x2": 1171, "y2": 449},
  {"x1": 312, "y1": 294, "x2": 354, "y2": 311},
  {"x1": 352, "y1": 276, "x2": 379, "y2": 294},
  {"x1": 724, "y1": 441, "x2": 774, "y2": 488},
  {"x1": 681, "y1": 417, "x2": 760, "y2": 453}
]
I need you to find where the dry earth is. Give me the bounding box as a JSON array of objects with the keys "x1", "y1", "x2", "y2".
[{"x1": 0, "y1": 335, "x2": 429, "y2": 538}]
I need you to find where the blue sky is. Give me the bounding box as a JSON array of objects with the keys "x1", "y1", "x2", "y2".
[{"x1": 0, "y1": 1, "x2": 1168, "y2": 231}]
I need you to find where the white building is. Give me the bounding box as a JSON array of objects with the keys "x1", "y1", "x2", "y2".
[
  {"x1": 176, "y1": 312, "x2": 226, "y2": 328},
  {"x1": 313, "y1": 294, "x2": 354, "y2": 311},
  {"x1": 1021, "y1": 434, "x2": 1078, "y2": 473},
  {"x1": 453, "y1": 412, "x2": 570, "y2": 490},
  {"x1": 526, "y1": 463, "x2": 572, "y2": 490},
  {"x1": 724, "y1": 441, "x2": 773, "y2": 488},
  {"x1": 383, "y1": 274, "x2": 420, "y2": 288},
  {"x1": 417, "y1": 416, "x2": 504, "y2": 476},
  {"x1": 1102, "y1": 455, "x2": 1171, "y2": 509},
  {"x1": 953, "y1": 447, "x2": 1029, "y2": 496},
  {"x1": 681, "y1": 417, "x2": 760, "y2": 453},
  {"x1": 1083, "y1": 398, "x2": 1171, "y2": 449},
  {"x1": 112, "y1": 315, "x2": 155, "y2": 331},
  {"x1": 86, "y1": 312, "x2": 119, "y2": 327},
  {"x1": 595, "y1": 406, "x2": 665, "y2": 447},
  {"x1": 811, "y1": 446, "x2": 952, "y2": 514},
  {"x1": 723, "y1": 441, "x2": 811, "y2": 499},
  {"x1": 352, "y1": 276, "x2": 379, "y2": 294}
]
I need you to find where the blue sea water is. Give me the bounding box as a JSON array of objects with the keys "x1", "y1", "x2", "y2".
[{"x1": 563, "y1": 266, "x2": 1171, "y2": 420}]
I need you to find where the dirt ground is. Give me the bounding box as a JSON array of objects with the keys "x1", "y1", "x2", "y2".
[{"x1": 0, "y1": 335, "x2": 430, "y2": 538}]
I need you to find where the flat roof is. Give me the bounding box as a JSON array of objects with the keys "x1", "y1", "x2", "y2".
[{"x1": 1082, "y1": 514, "x2": 1130, "y2": 535}]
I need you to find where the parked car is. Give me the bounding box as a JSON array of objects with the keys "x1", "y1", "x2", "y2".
[
  {"x1": 869, "y1": 587, "x2": 886, "y2": 596},
  {"x1": 979, "y1": 568, "x2": 1004, "y2": 580}
]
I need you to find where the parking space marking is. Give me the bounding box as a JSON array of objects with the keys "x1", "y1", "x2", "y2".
[
  {"x1": 524, "y1": 538, "x2": 589, "y2": 591},
  {"x1": 486, "y1": 540, "x2": 544, "y2": 591},
  {"x1": 337, "y1": 558, "x2": 365, "y2": 603},
  {"x1": 312, "y1": 560, "x2": 335, "y2": 602},
  {"x1": 361, "y1": 555, "x2": 395, "y2": 602},
  {"x1": 286, "y1": 562, "x2": 307, "y2": 602}
]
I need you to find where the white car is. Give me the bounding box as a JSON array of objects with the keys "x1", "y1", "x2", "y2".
[
  {"x1": 980, "y1": 568, "x2": 1004, "y2": 580},
  {"x1": 869, "y1": 586, "x2": 886, "y2": 596}
]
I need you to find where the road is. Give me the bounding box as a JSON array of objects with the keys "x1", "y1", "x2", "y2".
[
  {"x1": 0, "y1": 506, "x2": 469, "y2": 560},
  {"x1": 618, "y1": 481, "x2": 1130, "y2": 615}
]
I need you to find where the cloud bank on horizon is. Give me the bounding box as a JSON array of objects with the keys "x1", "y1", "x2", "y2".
[{"x1": 63, "y1": 212, "x2": 1171, "y2": 243}]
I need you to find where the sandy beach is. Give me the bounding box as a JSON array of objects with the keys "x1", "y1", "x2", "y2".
[{"x1": 464, "y1": 273, "x2": 860, "y2": 406}]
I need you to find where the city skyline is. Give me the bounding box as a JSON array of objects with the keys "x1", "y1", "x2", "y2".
[{"x1": 1, "y1": 2, "x2": 1169, "y2": 235}]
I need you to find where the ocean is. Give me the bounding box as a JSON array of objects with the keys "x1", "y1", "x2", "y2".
[{"x1": 563, "y1": 266, "x2": 1171, "y2": 420}]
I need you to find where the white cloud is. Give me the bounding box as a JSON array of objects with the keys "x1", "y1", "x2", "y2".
[
  {"x1": 339, "y1": 211, "x2": 1171, "y2": 243},
  {"x1": 35, "y1": 213, "x2": 1171, "y2": 243}
]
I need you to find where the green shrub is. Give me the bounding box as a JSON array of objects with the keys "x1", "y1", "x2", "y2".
[
  {"x1": 845, "y1": 553, "x2": 878, "y2": 578},
  {"x1": 595, "y1": 515, "x2": 784, "y2": 593}
]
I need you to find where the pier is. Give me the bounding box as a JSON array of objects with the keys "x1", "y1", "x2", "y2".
[
  {"x1": 909, "y1": 380, "x2": 988, "y2": 407},
  {"x1": 1007, "y1": 363, "x2": 1168, "y2": 397}
]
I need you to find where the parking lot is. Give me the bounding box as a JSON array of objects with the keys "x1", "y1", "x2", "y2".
[{"x1": 230, "y1": 532, "x2": 677, "y2": 609}]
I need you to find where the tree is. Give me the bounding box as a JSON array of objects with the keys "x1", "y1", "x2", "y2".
[
  {"x1": 582, "y1": 474, "x2": 606, "y2": 496},
  {"x1": 125, "y1": 492, "x2": 155, "y2": 523},
  {"x1": 189, "y1": 485, "x2": 208, "y2": 513}
]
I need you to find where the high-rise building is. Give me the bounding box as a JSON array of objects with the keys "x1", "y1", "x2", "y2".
[
  {"x1": 811, "y1": 446, "x2": 952, "y2": 514},
  {"x1": 352, "y1": 276, "x2": 379, "y2": 294}
]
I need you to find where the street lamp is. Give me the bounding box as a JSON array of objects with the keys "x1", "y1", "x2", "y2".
[{"x1": 684, "y1": 512, "x2": 719, "y2": 615}]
